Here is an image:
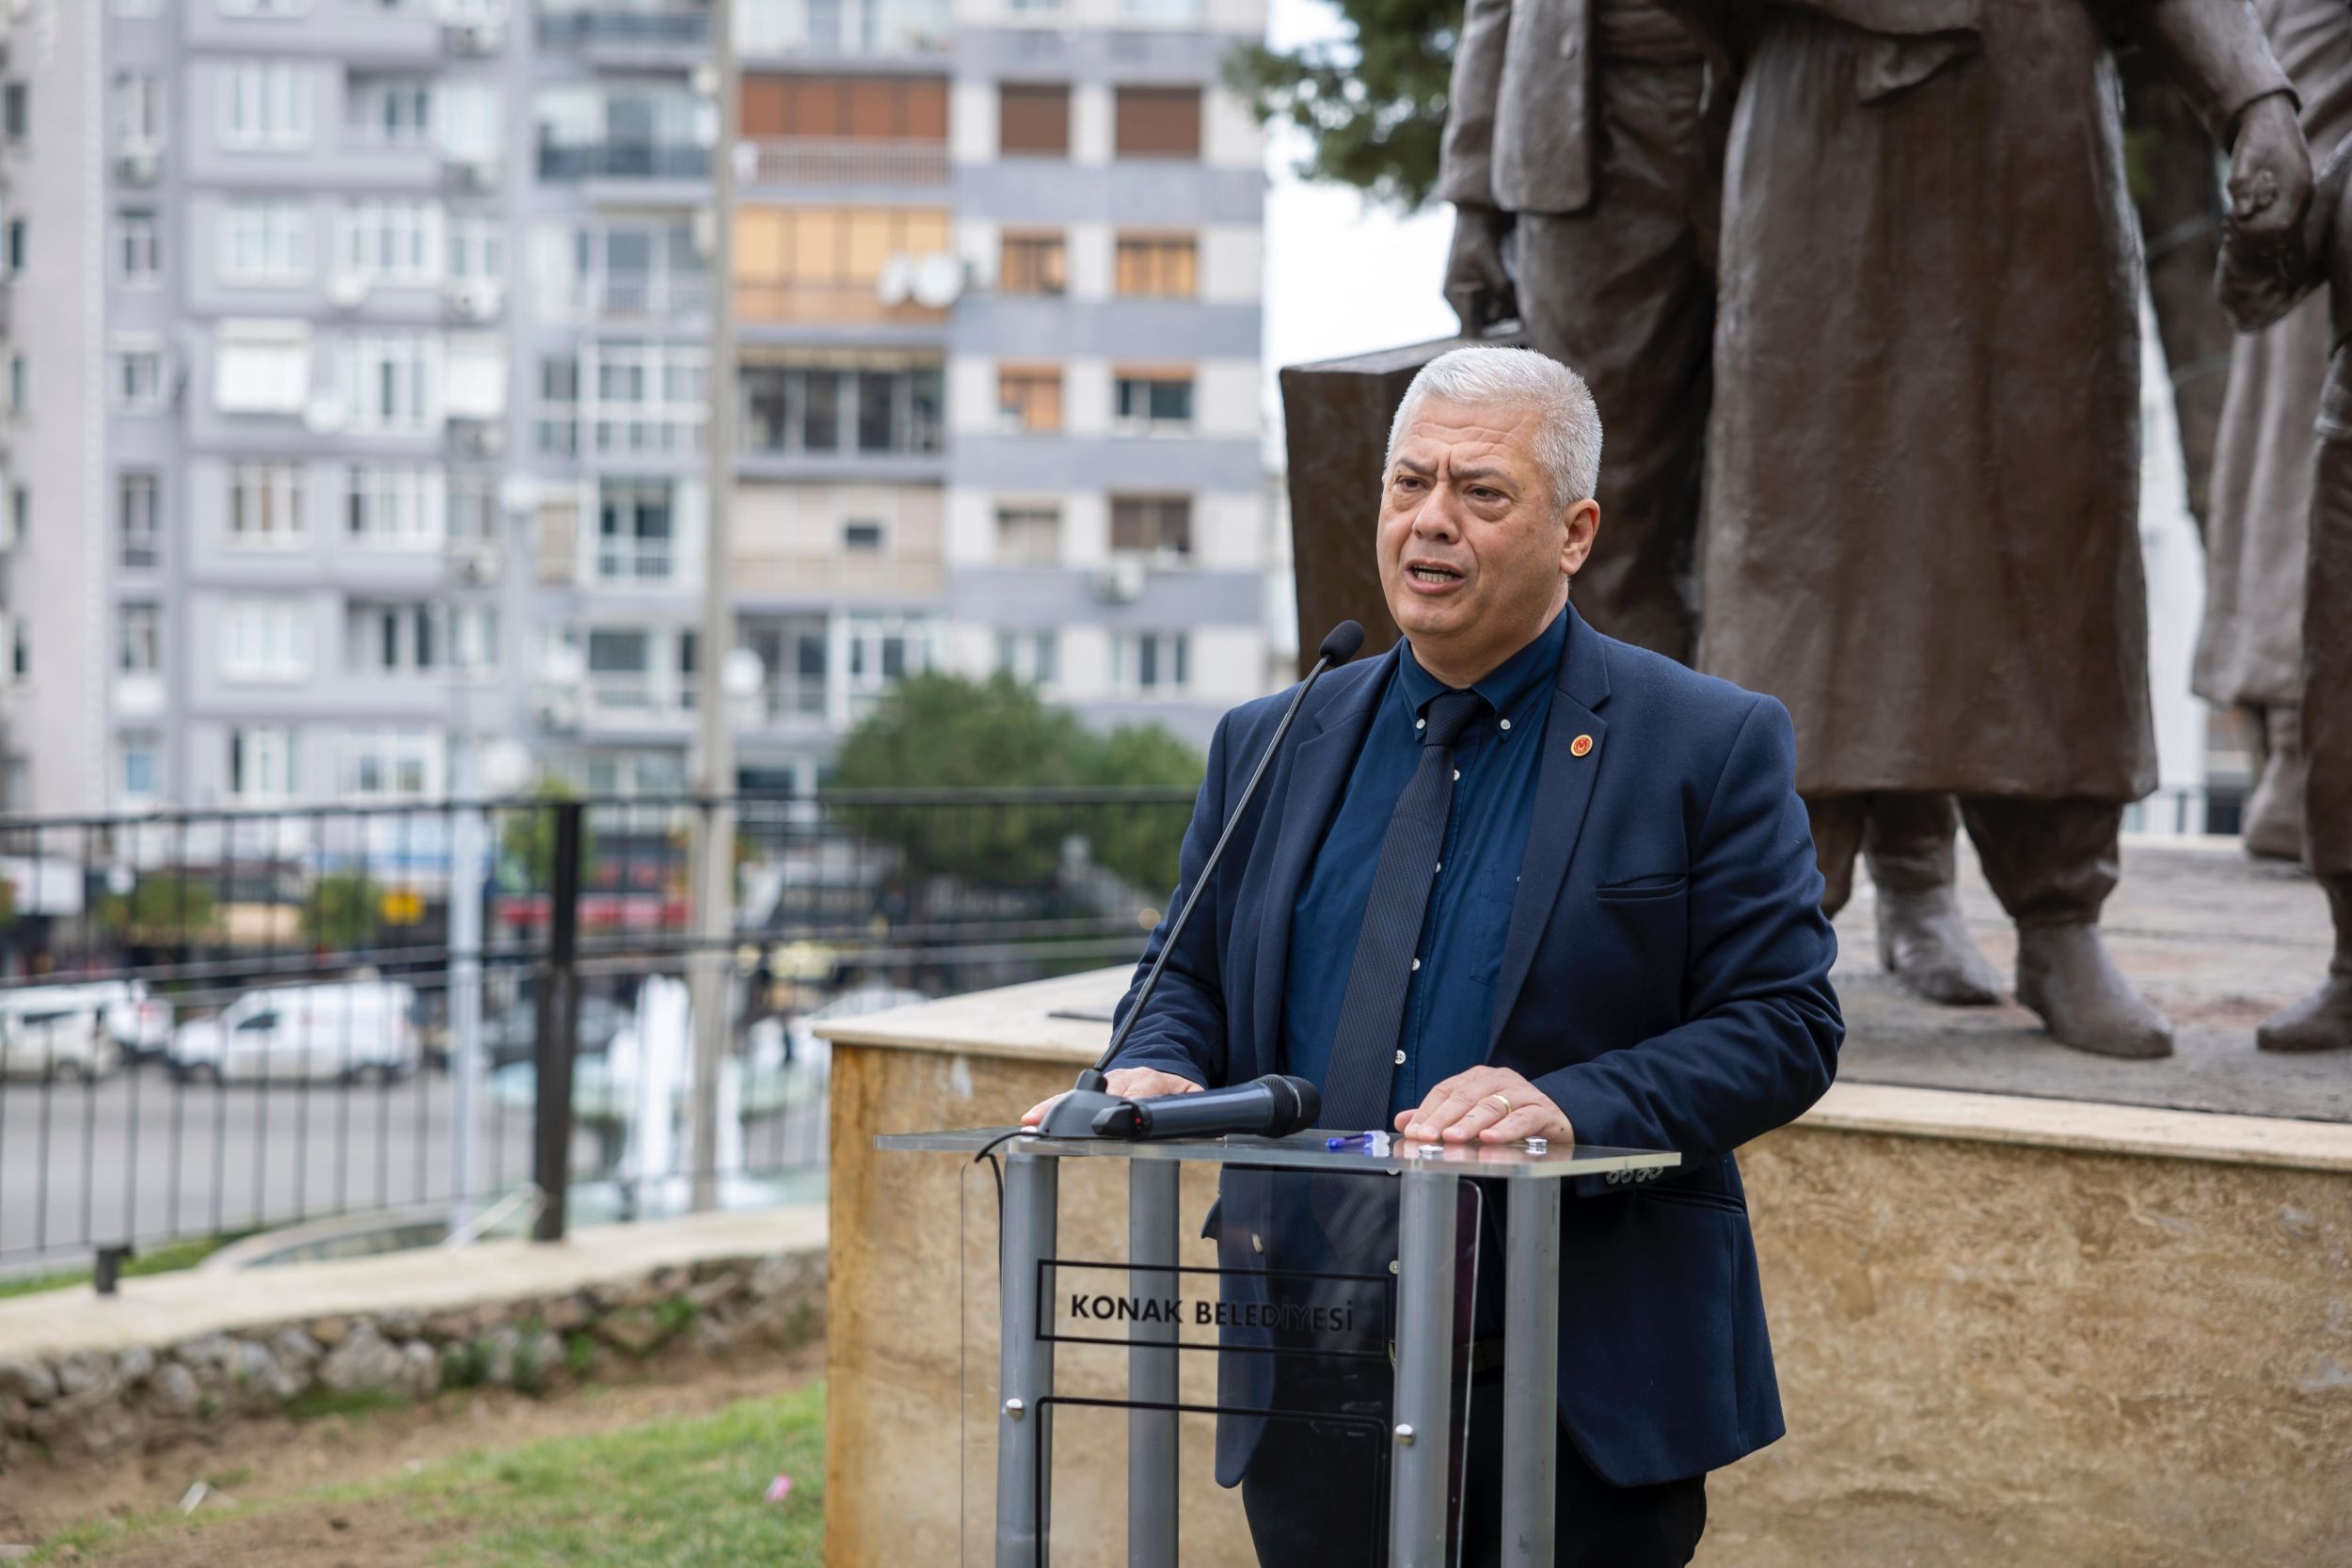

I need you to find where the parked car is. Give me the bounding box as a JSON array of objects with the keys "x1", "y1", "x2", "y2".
[
  {"x1": 0, "y1": 996, "x2": 119, "y2": 1081},
  {"x1": 14, "y1": 981, "x2": 174, "y2": 1059},
  {"x1": 168, "y1": 982, "x2": 421, "y2": 1084},
  {"x1": 480, "y1": 992, "x2": 632, "y2": 1071}
]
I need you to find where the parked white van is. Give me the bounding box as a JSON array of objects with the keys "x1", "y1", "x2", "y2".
[
  {"x1": 168, "y1": 982, "x2": 421, "y2": 1084},
  {"x1": 0, "y1": 995, "x2": 119, "y2": 1080}
]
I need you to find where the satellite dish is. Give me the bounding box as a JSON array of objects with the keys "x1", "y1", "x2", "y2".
[
  {"x1": 911, "y1": 253, "x2": 962, "y2": 309},
  {"x1": 875, "y1": 253, "x2": 913, "y2": 308},
  {"x1": 722, "y1": 647, "x2": 767, "y2": 701},
  {"x1": 498, "y1": 473, "x2": 541, "y2": 515}
]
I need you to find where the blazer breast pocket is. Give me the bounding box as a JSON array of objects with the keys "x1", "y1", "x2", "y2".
[{"x1": 1595, "y1": 873, "x2": 1689, "y2": 904}]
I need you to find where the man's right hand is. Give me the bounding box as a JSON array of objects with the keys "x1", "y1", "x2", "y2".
[
  {"x1": 1443, "y1": 202, "x2": 1518, "y2": 336},
  {"x1": 1022, "y1": 1068, "x2": 1203, "y2": 1129}
]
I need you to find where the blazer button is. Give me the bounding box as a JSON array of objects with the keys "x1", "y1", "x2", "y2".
[{"x1": 1251, "y1": 1232, "x2": 1264, "y2": 1255}]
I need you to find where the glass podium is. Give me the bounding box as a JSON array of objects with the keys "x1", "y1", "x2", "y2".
[{"x1": 875, "y1": 1127, "x2": 1680, "y2": 1568}]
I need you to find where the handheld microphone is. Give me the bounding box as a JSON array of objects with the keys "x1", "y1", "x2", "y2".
[
  {"x1": 1035, "y1": 622, "x2": 1366, "y2": 1138},
  {"x1": 1089, "y1": 1074, "x2": 1322, "y2": 1141}
]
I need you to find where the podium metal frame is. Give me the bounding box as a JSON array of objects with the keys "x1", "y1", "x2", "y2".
[{"x1": 878, "y1": 1130, "x2": 1678, "y2": 1568}]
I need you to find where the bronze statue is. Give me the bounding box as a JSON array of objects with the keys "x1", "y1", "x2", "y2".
[
  {"x1": 1437, "y1": 0, "x2": 2006, "y2": 1009},
  {"x1": 1671, "y1": 0, "x2": 2308, "y2": 1058},
  {"x1": 2197, "y1": 0, "x2": 2352, "y2": 863},
  {"x1": 2213, "y1": 48, "x2": 2352, "y2": 1052}
]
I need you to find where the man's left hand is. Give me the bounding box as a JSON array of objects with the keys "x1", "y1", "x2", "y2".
[
  {"x1": 2228, "y1": 90, "x2": 2313, "y2": 250},
  {"x1": 1392, "y1": 1068, "x2": 1572, "y2": 1146}
]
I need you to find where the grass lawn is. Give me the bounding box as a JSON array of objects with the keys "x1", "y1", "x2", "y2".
[
  {"x1": 30, "y1": 1380, "x2": 827, "y2": 1566},
  {"x1": 0, "y1": 1233, "x2": 253, "y2": 1300}
]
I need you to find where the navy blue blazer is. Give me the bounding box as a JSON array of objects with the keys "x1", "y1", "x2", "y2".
[{"x1": 1104, "y1": 605, "x2": 1843, "y2": 1488}]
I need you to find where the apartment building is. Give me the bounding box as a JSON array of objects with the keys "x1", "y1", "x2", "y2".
[{"x1": 14, "y1": 0, "x2": 1269, "y2": 816}]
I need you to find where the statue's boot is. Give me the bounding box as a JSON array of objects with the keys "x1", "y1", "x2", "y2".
[
  {"x1": 2243, "y1": 705, "x2": 2310, "y2": 863},
  {"x1": 2015, "y1": 923, "x2": 2175, "y2": 1059},
  {"x1": 1865, "y1": 795, "x2": 2003, "y2": 1006},
  {"x1": 2257, "y1": 875, "x2": 2352, "y2": 1053}
]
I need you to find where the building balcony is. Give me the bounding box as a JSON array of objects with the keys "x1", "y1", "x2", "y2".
[
  {"x1": 563, "y1": 272, "x2": 712, "y2": 325},
  {"x1": 735, "y1": 281, "x2": 948, "y2": 328},
  {"x1": 742, "y1": 137, "x2": 947, "y2": 187},
  {"x1": 537, "y1": 143, "x2": 711, "y2": 183},
  {"x1": 535, "y1": 4, "x2": 712, "y2": 50},
  {"x1": 730, "y1": 550, "x2": 942, "y2": 602},
  {"x1": 738, "y1": 0, "x2": 950, "y2": 56}
]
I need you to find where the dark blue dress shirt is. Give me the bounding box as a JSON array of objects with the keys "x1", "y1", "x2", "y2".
[{"x1": 1280, "y1": 608, "x2": 1566, "y2": 1125}]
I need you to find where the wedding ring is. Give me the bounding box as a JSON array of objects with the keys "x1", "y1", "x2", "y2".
[{"x1": 1482, "y1": 1093, "x2": 1514, "y2": 1117}]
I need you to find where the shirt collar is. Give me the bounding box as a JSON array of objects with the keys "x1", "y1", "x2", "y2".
[{"x1": 1398, "y1": 607, "x2": 1567, "y2": 730}]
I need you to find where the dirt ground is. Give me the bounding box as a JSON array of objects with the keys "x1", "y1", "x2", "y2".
[{"x1": 0, "y1": 1341, "x2": 822, "y2": 1564}]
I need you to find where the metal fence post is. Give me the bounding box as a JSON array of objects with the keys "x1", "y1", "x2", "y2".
[{"x1": 532, "y1": 800, "x2": 584, "y2": 1243}]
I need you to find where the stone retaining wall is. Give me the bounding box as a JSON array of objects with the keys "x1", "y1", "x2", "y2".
[{"x1": 0, "y1": 1250, "x2": 823, "y2": 1468}]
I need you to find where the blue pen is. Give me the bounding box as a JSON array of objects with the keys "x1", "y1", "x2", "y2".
[{"x1": 1325, "y1": 1131, "x2": 1391, "y2": 1154}]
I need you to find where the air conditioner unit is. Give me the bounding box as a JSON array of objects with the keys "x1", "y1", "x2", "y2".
[
  {"x1": 326, "y1": 273, "x2": 370, "y2": 309},
  {"x1": 453, "y1": 546, "x2": 501, "y2": 586},
  {"x1": 442, "y1": 279, "x2": 502, "y2": 323},
  {"x1": 450, "y1": 418, "x2": 505, "y2": 458},
  {"x1": 442, "y1": 19, "x2": 503, "y2": 55},
  {"x1": 533, "y1": 691, "x2": 580, "y2": 733},
  {"x1": 1090, "y1": 558, "x2": 1146, "y2": 604},
  {"x1": 116, "y1": 148, "x2": 160, "y2": 186}
]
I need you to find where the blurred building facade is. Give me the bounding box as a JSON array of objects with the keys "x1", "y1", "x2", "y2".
[{"x1": 8, "y1": 0, "x2": 1268, "y2": 816}]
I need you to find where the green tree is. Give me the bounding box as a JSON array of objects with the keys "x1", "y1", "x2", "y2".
[
  {"x1": 1226, "y1": 0, "x2": 1462, "y2": 210},
  {"x1": 96, "y1": 877, "x2": 220, "y2": 942},
  {"x1": 829, "y1": 673, "x2": 1202, "y2": 896},
  {"x1": 499, "y1": 777, "x2": 597, "y2": 892},
  {"x1": 304, "y1": 871, "x2": 382, "y2": 951}
]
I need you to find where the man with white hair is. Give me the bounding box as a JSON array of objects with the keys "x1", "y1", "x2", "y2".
[{"x1": 1029, "y1": 345, "x2": 1842, "y2": 1565}]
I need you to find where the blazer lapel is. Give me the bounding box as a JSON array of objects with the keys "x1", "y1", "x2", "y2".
[
  {"x1": 1489, "y1": 609, "x2": 1613, "y2": 1051},
  {"x1": 1238, "y1": 651, "x2": 1393, "y2": 1080}
]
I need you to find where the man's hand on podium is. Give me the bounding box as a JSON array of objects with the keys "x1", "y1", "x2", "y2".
[
  {"x1": 1393, "y1": 1067, "x2": 1573, "y2": 1147},
  {"x1": 1021, "y1": 1068, "x2": 1202, "y2": 1130}
]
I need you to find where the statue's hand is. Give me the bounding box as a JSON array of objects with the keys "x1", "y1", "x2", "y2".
[
  {"x1": 2227, "y1": 91, "x2": 2313, "y2": 253},
  {"x1": 1443, "y1": 203, "x2": 1518, "y2": 337}
]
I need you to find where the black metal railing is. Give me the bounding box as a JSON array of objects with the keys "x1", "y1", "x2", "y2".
[{"x1": 0, "y1": 788, "x2": 1191, "y2": 1275}]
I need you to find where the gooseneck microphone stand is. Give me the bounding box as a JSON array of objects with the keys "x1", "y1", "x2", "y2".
[{"x1": 1036, "y1": 621, "x2": 1367, "y2": 1138}]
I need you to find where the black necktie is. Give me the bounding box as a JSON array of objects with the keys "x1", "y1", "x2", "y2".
[{"x1": 1319, "y1": 688, "x2": 1490, "y2": 1131}]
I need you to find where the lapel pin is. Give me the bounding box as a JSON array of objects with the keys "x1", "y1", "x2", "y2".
[{"x1": 1570, "y1": 734, "x2": 1594, "y2": 758}]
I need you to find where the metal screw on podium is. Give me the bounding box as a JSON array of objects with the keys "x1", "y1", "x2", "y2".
[
  {"x1": 1525, "y1": 1137, "x2": 1549, "y2": 1153},
  {"x1": 1005, "y1": 1399, "x2": 1026, "y2": 1420},
  {"x1": 1392, "y1": 1424, "x2": 1416, "y2": 1446}
]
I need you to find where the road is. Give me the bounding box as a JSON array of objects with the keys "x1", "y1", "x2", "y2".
[{"x1": 0, "y1": 1061, "x2": 827, "y2": 1275}]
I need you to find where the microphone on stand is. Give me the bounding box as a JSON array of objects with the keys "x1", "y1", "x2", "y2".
[
  {"x1": 1088, "y1": 1074, "x2": 1322, "y2": 1141},
  {"x1": 1035, "y1": 622, "x2": 1367, "y2": 1138}
]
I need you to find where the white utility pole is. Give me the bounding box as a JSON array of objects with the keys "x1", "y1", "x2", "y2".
[{"x1": 687, "y1": 0, "x2": 740, "y2": 1214}]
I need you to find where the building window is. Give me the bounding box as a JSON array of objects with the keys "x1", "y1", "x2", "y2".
[
  {"x1": 215, "y1": 320, "x2": 312, "y2": 415},
  {"x1": 589, "y1": 341, "x2": 706, "y2": 458},
  {"x1": 228, "y1": 463, "x2": 306, "y2": 546},
  {"x1": 1000, "y1": 232, "x2": 1067, "y2": 296},
  {"x1": 995, "y1": 506, "x2": 1060, "y2": 566},
  {"x1": 221, "y1": 62, "x2": 312, "y2": 150},
  {"x1": 346, "y1": 75, "x2": 434, "y2": 148},
  {"x1": 114, "y1": 72, "x2": 166, "y2": 150},
  {"x1": 1114, "y1": 372, "x2": 1194, "y2": 432},
  {"x1": 229, "y1": 726, "x2": 300, "y2": 803},
  {"x1": 6, "y1": 353, "x2": 23, "y2": 415},
  {"x1": 596, "y1": 482, "x2": 675, "y2": 582},
  {"x1": 1114, "y1": 631, "x2": 1189, "y2": 693},
  {"x1": 119, "y1": 472, "x2": 161, "y2": 568},
  {"x1": 742, "y1": 74, "x2": 949, "y2": 141},
  {"x1": 221, "y1": 598, "x2": 309, "y2": 682},
  {"x1": 338, "y1": 200, "x2": 442, "y2": 285},
  {"x1": 997, "y1": 366, "x2": 1063, "y2": 434},
  {"x1": 735, "y1": 205, "x2": 952, "y2": 323},
  {"x1": 1115, "y1": 234, "x2": 1197, "y2": 298},
  {"x1": 532, "y1": 81, "x2": 709, "y2": 182},
  {"x1": 846, "y1": 612, "x2": 935, "y2": 694},
  {"x1": 119, "y1": 603, "x2": 163, "y2": 675},
  {"x1": 339, "y1": 728, "x2": 439, "y2": 801},
  {"x1": 9, "y1": 487, "x2": 25, "y2": 549},
  {"x1": 335, "y1": 336, "x2": 438, "y2": 433},
  {"x1": 448, "y1": 472, "x2": 499, "y2": 546},
  {"x1": 1111, "y1": 495, "x2": 1193, "y2": 559},
  {"x1": 740, "y1": 359, "x2": 943, "y2": 456},
  {"x1": 998, "y1": 84, "x2": 1070, "y2": 155},
  {"x1": 221, "y1": 200, "x2": 312, "y2": 284},
  {"x1": 996, "y1": 629, "x2": 1058, "y2": 687},
  {"x1": 3, "y1": 218, "x2": 24, "y2": 277},
  {"x1": 842, "y1": 520, "x2": 885, "y2": 553},
  {"x1": 740, "y1": 615, "x2": 828, "y2": 721},
  {"x1": 1114, "y1": 87, "x2": 1201, "y2": 158},
  {"x1": 119, "y1": 734, "x2": 161, "y2": 803},
  {"x1": 344, "y1": 465, "x2": 444, "y2": 547},
  {"x1": 219, "y1": 0, "x2": 313, "y2": 14},
  {"x1": 447, "y1": 216, "x2": 502, "y2": 283},
  {"x1": 113, "y1": 342, "x2": 168, "y2": 413},
  {"x1": 2, "y1": 84, "x2": 26, "y2": 144},
  {"x1": 537, "y1": 356, "x2": 580, "y2": 456},
  {"x1": 116, "y1": 210, "x2": 163, "y2": 285},
  {"x1": 350, "y1": 604, "x2": 498, "y2": 674}
]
